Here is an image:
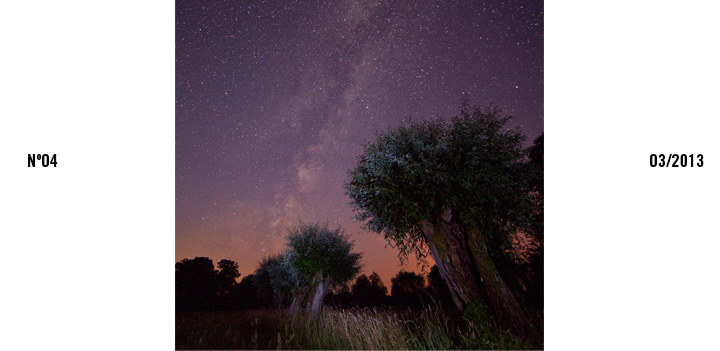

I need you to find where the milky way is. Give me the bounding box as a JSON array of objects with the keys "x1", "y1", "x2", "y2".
[{"x1": 176, "y1": 0, "x2": 543, "y2": 285}]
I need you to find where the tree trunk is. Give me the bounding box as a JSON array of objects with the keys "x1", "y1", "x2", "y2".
[
  {"x1": 466, "y1": 226, "x2": 539, "y2": 342},
  {"x1": 420, "y1": 216, "x2": 482, "y2": 311},
  {"x1": 289, "y1": 288, "x2": 307, "y2": 315},
  {"x1": 309, "y1": 276, "x2": 329, "y2": 317},
  {"x1": 420, "y1": 208, "x2": 538, "y2": 342}
]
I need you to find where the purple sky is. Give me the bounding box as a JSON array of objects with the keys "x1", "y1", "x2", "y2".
[{"x1": 176, "y1": 0, "x2": 543, "y2": 286}]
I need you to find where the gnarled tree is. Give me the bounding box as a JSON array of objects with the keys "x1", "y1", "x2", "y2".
[
  {"x1": 285, "y1": 222, "x2": 362, "y2": 316},
  {"x1": 345, "y1": 103, "x2": 540, "y2": 341}
]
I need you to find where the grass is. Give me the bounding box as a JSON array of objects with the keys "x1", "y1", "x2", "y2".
[
  {"x1": 176, "y1": 306, "x2": 539, "y2": 350},
  {"x1": 176, "y1": 310, "x2": 284, "y2": 349}
]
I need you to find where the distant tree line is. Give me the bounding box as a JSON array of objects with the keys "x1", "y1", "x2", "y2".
[
  {"x1": 325, "y1": 266, "x2": 454, "y2": 310},
  {"x1": 175, "y1": 257, "x2": 242, "y2": 311},
  {"x1": 176, "y1": 255, "x2": 454, "y2": 312}
]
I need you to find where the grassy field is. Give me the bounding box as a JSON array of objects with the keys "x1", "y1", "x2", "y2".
[{"x1": 176, "y1": 305, "x2": 539, "y2": 350}]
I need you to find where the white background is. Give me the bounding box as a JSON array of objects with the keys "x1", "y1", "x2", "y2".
[{"x1": 0, "y1": 1, "x2": 718, "y2": 350}]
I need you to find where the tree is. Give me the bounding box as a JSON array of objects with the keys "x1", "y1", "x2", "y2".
[
  {"x1": 217, "y1": 259, "x2": 240, "y2": 296},
  {"x1": 426, "y1": 265, "x2": 454, "y2": 309},
  {"x1": 345, "y1": 102, "x2": 540, "y2": 341},
  {"x1": 368, "y1": 272, "x2": 388, "y2": 306},
  {"x1": 324, "y1": 286, "x2": 353, "y2": 308},
  {"x1": 253, "y1": 254, "x2": 294, "y2": 309},
  {"x1": 234, "y1": 274, "x2": 260, "y2": 309},
  {"x1": 175, "y1": 257, "x2": 243, "y2": 311},
  {"x1": 524, "y1": 134, "x2": 544, "y2": 310},
  {"x1": 390, "y1": 270, "x2": 426, "y2": 308},
  {"x1": 175, "y1": 257, "x2": 219, "y2": 311},
  {"x1": 285, "y1": 222, "x2": 362, "y2": 316},
  {"x1": 351, "y1": 272, "x2": 388, "y2": 307}
]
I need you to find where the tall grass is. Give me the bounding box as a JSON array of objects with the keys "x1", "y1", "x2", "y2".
[
  {"x1": 281, "y1": 306, "x2": 533, "y2": 350},
  {"x1": 176, "y1": 305, "x2": 538, "y2": 350}
]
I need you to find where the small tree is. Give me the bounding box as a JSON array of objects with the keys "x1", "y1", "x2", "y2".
[
  {"x1": 285, "y1": 222, "x2": 362, "y2": 316},
  {"x1": 345, "y1": 102, "x2": 540, "y2": 341}
]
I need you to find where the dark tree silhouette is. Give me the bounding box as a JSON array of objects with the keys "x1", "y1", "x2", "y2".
[
  {"x1": 175, "y1": 257, "x2": 220, "y2": 311},
  {"x1": 494, "y1": 134, "x2": 544, "y2": 313},
  {"x1": 253, "y1": 254, "x2": 293, "y2": 309},
  {"x1": 525, "y1": 134, "x2": 544, "y2": 310},
  {"x1": 232, "y1": 274, "x2": 260, "y2": 309},
  {"x1": 217, "y1": 259, "x2": 241, "y2": 297},
  {"x1": 324, "y1": 286, "x2": 353, "y2": 309},
  {"x1": 345, "y1": 102, "x2": 540, "y2": 340},
  {"x1": 351, "y1": 272, "x2": 388, "y2": 307},
  {"x1": 390, "y1": 270, "x2": 426, "y2": 308},
  {"x1": 175, "y1": 257, "x2": 243, "y2": 311},
  {"x1": 426, "y1": 265, "x2": 454, "y2": 309}
]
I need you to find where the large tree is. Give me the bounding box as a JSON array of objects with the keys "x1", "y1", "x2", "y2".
[
  {"x1": 345, "y1": 103, "x2": 540, "y2": 341},
  {"x1": 285, "y1": 222, "x2": 362, "y2": 316}
]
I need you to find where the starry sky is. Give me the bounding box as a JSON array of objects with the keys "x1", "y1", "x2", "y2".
[{"x1": 176, "y1": 0, "x2": 543, "y2": 286}]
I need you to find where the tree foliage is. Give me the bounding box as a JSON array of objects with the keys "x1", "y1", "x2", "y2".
[
  {"x1": 345, "y1": 102, "x2": 534, "y2": 262},
  {"x1": 217, "y1": 259, "x2": 241, "y2": 296},
  {"x1": 390, "y1": 270, "x2": 427, "y2": 308},
  {"x1": 253, "y1": 254, "x2": 294, "y2": 309},
  {"x1": 234, "y1": 274, "x2": 260, "y2": 309},
  {"x1": 176, "y1": 257, "x2": 218, "y2": 311},
  {"x1": 285, "y1": 222, "x2": 362, "y2": 287},
  {"x1": 524, "y1": 134, "x2": 544, "y2": 310},
  {"x1": 527, "y1": 133, "x2": 544, "y2": 246}
]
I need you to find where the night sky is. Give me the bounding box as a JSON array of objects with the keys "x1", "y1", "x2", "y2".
[{"x1": 176, "y1": 0, "x2": 543, "y2": 286}]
